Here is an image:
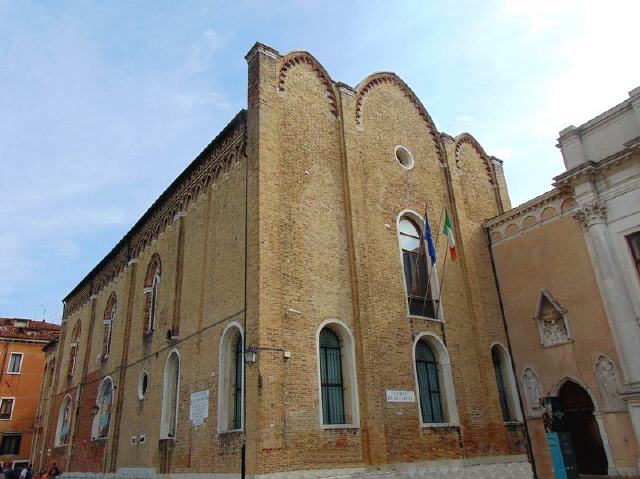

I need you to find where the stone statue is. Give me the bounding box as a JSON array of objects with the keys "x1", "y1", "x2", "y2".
[
  {"x1": 523, "y1": 368, "x2": 542, "y2": 415},
  {"x1": 595, "y1": 356, "x2": 625, "y2": 411}
]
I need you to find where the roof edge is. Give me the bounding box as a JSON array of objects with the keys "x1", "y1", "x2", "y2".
[{"x1": 63, "y1": 109, "x2": 247, "y2": 304}]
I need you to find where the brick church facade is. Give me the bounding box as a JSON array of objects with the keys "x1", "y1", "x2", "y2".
[{"x1": 32, "y1": 43, "x2": 533, "y2": 478}]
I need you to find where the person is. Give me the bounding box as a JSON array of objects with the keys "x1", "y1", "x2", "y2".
[
  {"x1": 2, "y1": 463, "x2": 18, "y2": 479},
  {"x1": 46, "y1": 464, "x2": 59, "y2": 479},
  {"x1": 18, "y1": 464, "x2": 32, "y2": 479}
]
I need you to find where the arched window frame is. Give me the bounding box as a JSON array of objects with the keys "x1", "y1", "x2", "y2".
[
  {"x1": 143, "y1": 254, "x2": 161, "y2": 335},
  {"x1": 92, "y1": 376, "x2": 114, "y2": 440},
  {"x1": 218, "y1": 322, "x2": 244, "y2": 433},
  {"x1": 412, "y1": 332, "x2": 459, "y2": 427},
  {"x1": 315, "y1": 320, "x2": 360, "y2": 429},
  {"x1": 55, "y1": 394, "x2": 72, "y2": 447},
  {"x1": 490, "y1": 343, "x2": 523, "y2": 423},
  {"x1": 102, "y1": 293, "x2": 116, "y2": 360},
  {"x1": 396, "y1": 210, "x2": 441, "y2": 321},
  {"x1": 67, "y1": 323, "x2": 81, "y2": 380},
  {"x1": 160, "y1": 350, "x2": 180, "y2": 439}
]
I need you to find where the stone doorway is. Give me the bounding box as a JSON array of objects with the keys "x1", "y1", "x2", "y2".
[{"x1": 558, "y1": 380, "x2": 608, "y2": 475}]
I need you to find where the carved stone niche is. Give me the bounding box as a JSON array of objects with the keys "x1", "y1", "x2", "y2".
[
  {"x1": 533, "y1": 289, "x2": 572, "y2": 347},
  {"x1": 595, "y1": 355, "x2": 626, "y2": 412}
]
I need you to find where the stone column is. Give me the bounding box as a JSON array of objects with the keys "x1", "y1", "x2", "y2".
[
  {"x1": 575, "y1": 200, "x2": 640, "y2": 470},
  {"x1": 593, "y1": 412, "x2": 617, "y2": 475},
  {"x1": 574, "y1": 201, "x2": 640, "y2": 383}
]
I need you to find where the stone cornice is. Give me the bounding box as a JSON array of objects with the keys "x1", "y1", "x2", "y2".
[
  {"x1": 453, "y1": 133, "x2": 496, "y2": 185},
  {"x1": 553, "y1": 140, "x2": 640, "y2": 188},
  {"x1": 483, "y1": 189, "x2": 566, "y2": 230},
  {"x1": 354, "y1": 72, "x2": 446, "y2": 165},
  {"x1": 277, "y1": 52, "x2": 339, "y2": 117},
  {"x1": 63, "y1": 110, "x2": 247, "y2": 318}
]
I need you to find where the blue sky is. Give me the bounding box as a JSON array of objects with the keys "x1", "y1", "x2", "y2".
[{"x1": 1, "y1": 0, "x2": 639, "y2": 322}]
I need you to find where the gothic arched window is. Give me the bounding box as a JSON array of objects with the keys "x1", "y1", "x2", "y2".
[
  {"x1": 319, "y1": 328, "x2": 345, "y2": 425},
  {"x1": 67, "y1": 322, "x2": 81, "y2": 380},
  {"x1": 398, "y1": 215, "x2": 436, "y2": 318},
  {"x1": 160, "y1": 351, "x2": 179, "y2": 438},
  {"x1": 92, "y1": 377, "x2": 113, "y2": 439},
  {"x1": 316, "y1": 321, "x2": 359, "y2": 427},
  {"x1": 102, "y1": 293, "x2": 116, "y2": 359},
  {"x1": 218, "y1": 324, "x2": 243, "y2": 432},
  {"x1": 143, "y1": 254, "x2": 161, "y2": 335},
  {"x1": 56, "y1": 395, "x2": 72, "y2": 447},
  {"x1": 415, "y1": 340, "x2": 443, "y2": 423},
  {"x1": 413, "y1": 333, "x2": 459, "y2": 426},
  {"x1": 491, "y1": 344, "x2": 521, "y2": 422}
]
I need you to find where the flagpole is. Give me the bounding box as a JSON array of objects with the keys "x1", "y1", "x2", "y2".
[
  {"x1": 420, "y1": 201, "x2": 445, "y2": 317},
  {"x1": 432, "y1": 202, "x2": 446, "y2": 251},
  {"x1": 421, "y1": 201, "x2": 438, "y2": 317},
  {"x1": 435, "y1": 205, "x2": 456, "y2": 315}
]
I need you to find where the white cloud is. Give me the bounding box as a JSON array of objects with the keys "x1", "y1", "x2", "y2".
[
  {"x1": 492, "y1": 146, "x2": 513, "y2": 160},
  {"x1": 503, "y1": 0, "x2": 640, "y2": 138},
  {"x1": 185, "y1": 28, "x2": 226, "y2": 76}
]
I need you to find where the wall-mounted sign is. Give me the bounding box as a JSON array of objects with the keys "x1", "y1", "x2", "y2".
[
  {"x1": 189, "y1": 390, "x2": 209, "y2": 426},
  {"x1": 385, "y1": 390, "x2": 416, "y2": 403}
]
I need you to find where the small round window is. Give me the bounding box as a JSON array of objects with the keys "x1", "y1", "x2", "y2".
[
  {"x1": 138, "y1": 371, "x2": 148, "y2": 400},
  {"x1": 395, "y1": 145, "x2": 414, "y2": 169}
]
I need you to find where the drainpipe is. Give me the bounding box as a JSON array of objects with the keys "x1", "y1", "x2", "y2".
[
  {"x1": 242, "y1": 128, "x2": 249, "y2": 479},
  {"x1": 486, "y1": 230, "x2": 538, "y2": 479}
]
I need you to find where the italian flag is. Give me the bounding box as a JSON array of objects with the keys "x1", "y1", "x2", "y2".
[{"x1": 443, "y1": 208, "x2": 457, "y2": 261}]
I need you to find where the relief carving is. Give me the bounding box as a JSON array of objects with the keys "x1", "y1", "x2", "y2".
[
  {"x1": 522, "y1": 367, "x2": 543, "y2": 416},
  {"x1": 595, "y1": 356, "x2": 625, "y2": 411},
  {"x1": 573, "y1": 200, "x2": 607, "y2": 230},
  {"x1": 534, "y1": 289, "x2": 571, "y2": 347}
]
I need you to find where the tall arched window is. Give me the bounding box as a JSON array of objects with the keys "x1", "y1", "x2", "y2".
[
  {"x1": 218, "y1": 323, "x2": 243, "y2": 432},
  {"x1": 316, "y1": 321, "x2": 359, "y2": 428},
  {"x1": 92, "y1": 377, "x2": 113, "y2": 439},
  {"x1": 491, "y1": 344, "x2": 522, "y2": 423},
  {"x1": 415, "y1": 341, "x2": 443, "y2": 423},
  {"x1": 398, "y1": 215, "x2": 436, "y2": 318},
  {"x1": 413, "y1": 333, "x2": 459, "y2": 426},
  {"x1": 161, "y1": 351, "x2": 179, "y2": 439},
  {"x1": 102, "y1": 293, "x2": 116, "y2": 359},
  {"x1": 143, "y1": 254, "x2": 161, "y2": 335},
  {"x1": 67, "y1": 322, "x2": 81, "y2": 379},
  {"x1": 55, "y1": 395, "x2": 72, "y2": 447},
  {"x1": 319, "y1": 329, "x2": 345, "y2": 425}
]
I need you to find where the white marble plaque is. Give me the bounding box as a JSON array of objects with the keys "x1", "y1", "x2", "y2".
[
  {"x1": 386, "y1": 390, "x2": 416, "y2": 403},
  {"x1": 189, "y1": 390, "x2": 209, "y2": 426}
]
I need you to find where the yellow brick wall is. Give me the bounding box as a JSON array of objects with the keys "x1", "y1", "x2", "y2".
[{"x1": 38, "y1": 44, "x2": 526, "y2": 476}]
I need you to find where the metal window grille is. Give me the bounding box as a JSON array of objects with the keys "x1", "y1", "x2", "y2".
[
  {"x1": 319, "y1": 328, "x2": 345, "y2": 425},
  {"x1": 415, "y1": 341, "x2": 444, "y2": 423},
  {"x1": 232, "y1": 336, "x2": 243, "y2": 430}
]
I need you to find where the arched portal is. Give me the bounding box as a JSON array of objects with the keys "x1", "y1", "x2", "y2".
[{"x1": 558, "y1": 380, "x2": 607, "y2": 475}]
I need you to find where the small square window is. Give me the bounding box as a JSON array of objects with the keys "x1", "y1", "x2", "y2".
[
  {"x1": 7, "y1": 354, "x2": 22, "y2": 374},
  {"x1": 0, "y1": 399, "x2": 14, "y2": 420},
  {"x1": 0, "y1": 434, "x2": 21, "y2": 455}
]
